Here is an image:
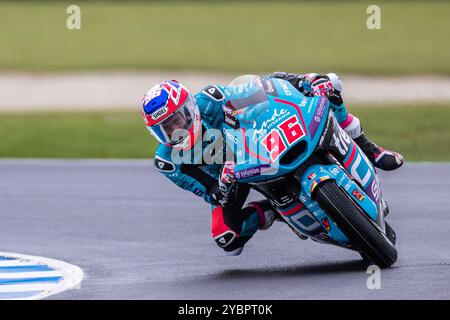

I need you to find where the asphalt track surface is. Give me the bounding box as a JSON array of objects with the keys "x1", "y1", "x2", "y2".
[{"x1": 1, "y1": 160, "x2": 449, "y2": 299}]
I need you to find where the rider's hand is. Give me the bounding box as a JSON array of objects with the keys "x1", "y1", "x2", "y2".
[
  {"x1": 311, "y1": 78, "x2": 334, "y2": 97},
  {"x1": 209, "y1": 161, "x2": 237, "y2": 207},
  {"x1": 326, "y1": 88, "x2": 343, "y2": 106},
  {"x1": 220, "y1": 161, "x2": 236, "y2": 185},
  {"x1": 311, "y1": 78, "x2": 344, "y2": 106}
]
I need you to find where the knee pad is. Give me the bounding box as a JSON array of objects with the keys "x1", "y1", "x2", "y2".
[{"x1": 340, "y1": 114, "x2": 362, "y2": 139}]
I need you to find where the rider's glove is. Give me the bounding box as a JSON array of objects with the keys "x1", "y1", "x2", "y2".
[
  {"x1": 220, "y1": 161, "x2": 236, "y2": 185},
  {"x1": 311, "y1": 77, "x2": 344, "y2": 106},
  {"x1": 209, "y1": 161, "x2": 237, "y2": 207},
  {"x1": 326, "y1": 88, "x2": 344, "y2": 106},
  {"x1": 311, "y1": 78, "x2": 334, "y2": 97}
]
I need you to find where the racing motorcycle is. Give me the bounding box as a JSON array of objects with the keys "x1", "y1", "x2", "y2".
[{"x1": 222, "y1": 75, "x2": 397, "y2": 268}]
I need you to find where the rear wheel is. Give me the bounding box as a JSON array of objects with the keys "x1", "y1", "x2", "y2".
[{"x1": 314, "y1": 180, "x2": 397, "y2": 268}]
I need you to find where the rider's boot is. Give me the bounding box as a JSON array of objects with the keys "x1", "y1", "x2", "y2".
[
  {"x1": 353, "y1": 133, "x2": 404, "y2": 171},
  {"x1": 340, "y1": 114, "x2": 404, "y2": 171}
]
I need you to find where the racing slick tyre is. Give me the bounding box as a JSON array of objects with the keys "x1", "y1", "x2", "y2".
[{"x1": 314, "y1": 180, "x2": 397, "y2": 268}]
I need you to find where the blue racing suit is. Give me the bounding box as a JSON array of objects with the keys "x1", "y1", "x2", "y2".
[{"x1": 152, "y1": 72, "x2": 357, "y2": 255}]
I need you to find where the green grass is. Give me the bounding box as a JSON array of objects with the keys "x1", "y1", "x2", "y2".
[
  {"x1": 0, "y1": 105, "x2": 449, "y2": 161},
  {"x1": 0, "y1": 1, "x2": 449, "y2": 74}
]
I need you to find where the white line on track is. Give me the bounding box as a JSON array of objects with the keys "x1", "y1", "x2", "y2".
[
  {"x1": 0, "y1": 283, "x2": 63, "y2": 293},
  {"x1": 0, "y1": 260, "x2": 40, "y2": 267},
  {"x1": 0, "y1": 252, "x2": 84, "y2": 300}
]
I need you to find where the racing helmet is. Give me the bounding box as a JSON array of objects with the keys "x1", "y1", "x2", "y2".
[{"x1": 142, "y1": 80, "x2": 201, "y2": 150}]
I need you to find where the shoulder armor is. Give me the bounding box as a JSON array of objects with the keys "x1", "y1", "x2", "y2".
[
  {"x1": 202, "y1": 85, "x2": 224, "y2": 102},
  {"x1": 154, "y1": 155, "x2": 176, "y2": 173}
]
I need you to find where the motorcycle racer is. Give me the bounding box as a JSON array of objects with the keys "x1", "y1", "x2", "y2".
[{"x1": 141, "y1": 73, "x2": 404, "y2": 256}]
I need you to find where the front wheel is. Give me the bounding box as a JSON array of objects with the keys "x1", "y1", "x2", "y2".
[{"x1": 314, "y1": 180, "x2": 397, "y2": 268}]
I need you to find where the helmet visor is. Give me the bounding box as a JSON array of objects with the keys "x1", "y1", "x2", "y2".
[{"x1": 148, "y1": 95, "x2": 196, "y2": 146}]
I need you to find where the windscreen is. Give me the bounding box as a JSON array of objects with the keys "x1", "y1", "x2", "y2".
[{"x1": 225, "y1": 75, "x2": 270, "y2": 123}]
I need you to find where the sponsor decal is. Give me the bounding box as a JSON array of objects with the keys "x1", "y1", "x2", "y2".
[
  {"x1": 352, "y1": 188, "x2": 366, "y2": 202},
  {"x1": 308, "y1": 173, "x2": 317, "y2": 180},
  {"x1": 321, "y1": 217, "x2": 331, "y2": 231},
  {"x1": 193, "y1": 188, "x2": 204, "y2": 197},
  {"x1": 308, "y1": 97, "x2": 328, "y2": 138},
  {"x1": 223, "y1": 101, "x2": 235, "y2": 116},
  {"x1": 333, "y1": 127, "x2": 352, "y2": 157},
  {"x1": 276, "y1": 79, "x2": 293, "y2": 96},
  {"x1": 235, "y1": 164, "x2": 270, "y2": 180},
  {"x1": 310, "y1": 180, "x2": 319, "y2": 193},
  {"x1": 299, "y1": 98, "x2": 308, "y2": 108},
  {"x1": 371, "y1": 176, "x2": 380, "y2": 200},
  {"x1": 345, "y1": 145, "x2": 373, "y2": 188},
  {"x1": 151, "y1": 106, "x2": 168, "y2": 120},
  {"x1": 365, "y1": 176, "x2": 380, "y2": 203},
  {"x1": 252, "y1": 108, "x2": 291, "y2": 142},
  {"x1": 262, "y1": 79, "x2": 279, "y2": 97},
  {"x1": 224, "y1": 129, "x2": 239, "y2": 144},
  {"x1": 316, "y1": 97, "x2": 328, "y2": 119},
  {"x1": 309, "y1": 176, "x2": 330, "y2": 192},
  {"x1": 317, "y1": 232, "x2": 330, "y2": 241},
  {"x1": 254, "y1": 76, "x2": 264, "y2": 88},
  {"x1": 224, "y1": 114, "x2": 240, "y2": 129}
]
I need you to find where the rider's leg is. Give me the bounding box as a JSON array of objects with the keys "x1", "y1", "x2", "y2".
[
  {"x1": 211, "y1": 200, "x2": 277, "y2": 256},
  {"x1": 331, "y1": 98, "x2": 404, "y2": 171}
]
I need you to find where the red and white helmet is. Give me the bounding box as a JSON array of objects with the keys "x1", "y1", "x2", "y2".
[{"x1": 142, "y1": 80, "x2": 201, "y2": 150}]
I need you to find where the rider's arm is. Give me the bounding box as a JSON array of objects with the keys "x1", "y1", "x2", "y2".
[
  {"x1": 154, "y1": 146, "x2": 241, "y2": 207},
  {"x1": 267, "y1": 71, "x2": 325, "y2": 95},
  {"x1": 153, "y1": 146, "x2": 219, "y2": 204},
  {"x1": 267, "y1": 71, "x2": 354, "y2": 126}
]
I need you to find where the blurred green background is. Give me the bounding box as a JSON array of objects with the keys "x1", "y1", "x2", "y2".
[
  {"x1": 0, "y1": 1, "x2": 449, "y2": 160},
  {"x1": 1, "y1": 106, "x2": 449, "y2": 161},
  {"x1": 1, "y1": 0, "x2": 449, "y2": 74}
]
